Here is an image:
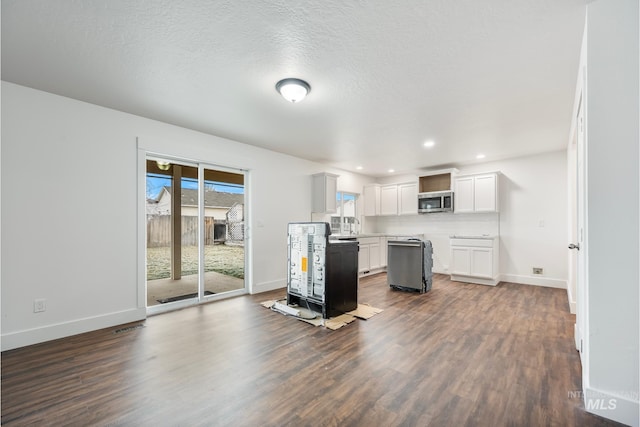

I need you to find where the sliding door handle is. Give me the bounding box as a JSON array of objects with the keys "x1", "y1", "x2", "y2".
[{"x1": 568, "y1": 243, "x2": 580, "y2": 250}]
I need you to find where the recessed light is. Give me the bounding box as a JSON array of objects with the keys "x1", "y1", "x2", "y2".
[
  {"x1": 356, "y1": 166, "x2": 363, "y2": 170},
  {"x1": 476, "y1": 154, "x2": 486, "y2": 159},
  {"x1": 423, "y1": 140, "x2": 435, "y2": 148},
  {"x1": 388, "y1": 169, "x2": 395, "y2": 173}
]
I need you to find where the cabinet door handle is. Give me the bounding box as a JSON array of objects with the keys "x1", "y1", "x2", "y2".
[{"x1": 568, "y1": 243, "x2": 580, "y2": 250}]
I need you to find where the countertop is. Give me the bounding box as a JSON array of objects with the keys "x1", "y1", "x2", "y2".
[
  {"x1": 449, "y1": 234, "x2": 497, "y2": 240},
  {"x1": 329, "y1": 233, "x2": 423, "y2": 240}
]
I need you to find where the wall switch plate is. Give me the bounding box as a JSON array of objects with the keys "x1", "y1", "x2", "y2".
[
  {"x1": 34, "y1": 298, "x2": 46, "y2": 313},
  {"x1": 533, "y1": 267, "x2": 543, "y2": 275}
]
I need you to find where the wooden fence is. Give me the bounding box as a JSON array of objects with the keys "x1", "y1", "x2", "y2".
[{"x1": 147, "y1": 215, "x2": 226, "y2": 247}]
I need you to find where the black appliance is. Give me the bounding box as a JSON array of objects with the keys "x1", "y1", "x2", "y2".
[{"x1": 286, "y1": 222, "x2": 358, "y2": 318}]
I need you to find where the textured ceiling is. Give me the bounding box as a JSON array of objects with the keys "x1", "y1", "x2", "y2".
[{"x1": 1, "y1": 0, "x2": 587, "y2": 177}]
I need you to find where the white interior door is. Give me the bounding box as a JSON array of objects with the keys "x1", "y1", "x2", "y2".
[{"x1": 573, "y1": 93, "x2": 586, "y2": 359}]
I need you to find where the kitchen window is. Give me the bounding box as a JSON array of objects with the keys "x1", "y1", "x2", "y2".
[{"x1": 331, "y1": 191, "x2": 359, "y2": 234}]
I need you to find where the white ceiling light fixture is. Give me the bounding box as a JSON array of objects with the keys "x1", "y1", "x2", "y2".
[
  {"x1": 423, "y1": 140, "x2": 435, "y2": 148},
  {"x1": 276, "y1": 78, "x2": 311, "y2": 103},
  {"x1": 476, "y1": 153, "x2": 486, "y2": 159},
  {"x1": 356, "y1": 166, "x2": 363, "y2": 170},
  {"x1": 388, "y1": 169, "x2": 395, "y2": 173}
]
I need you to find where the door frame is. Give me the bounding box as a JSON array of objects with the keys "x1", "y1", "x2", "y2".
[
  {"x1": 569, "y1": 71, "x2": 588, "y2": 381},
  {"x1": 137, "y1": 142, "x2": 250, "y2": 316}
]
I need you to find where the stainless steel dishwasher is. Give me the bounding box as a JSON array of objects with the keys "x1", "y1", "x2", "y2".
[{"x1": 387, "y1": 239, "x2": 433, "y2": 293}]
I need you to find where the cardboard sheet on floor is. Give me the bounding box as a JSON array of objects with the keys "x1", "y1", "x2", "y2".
[
  {"x1": 346, "y1": 303, "x2": 384, "y2": 319},
  {"x1": 260, "y1": 298, "x2": 382, "y2": 330},
  {"x1": 324, "y1": 313, "x2": 356, "y2": 330}
]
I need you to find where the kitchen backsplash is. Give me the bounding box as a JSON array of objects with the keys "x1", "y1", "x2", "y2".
[{"x1": 364, "y1": 212, "x2": 499, "y2": 237}]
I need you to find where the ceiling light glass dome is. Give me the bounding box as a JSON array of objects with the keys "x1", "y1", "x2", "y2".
[{"x1": 276, "y1": 78, "x2": 311, "y2": 103}]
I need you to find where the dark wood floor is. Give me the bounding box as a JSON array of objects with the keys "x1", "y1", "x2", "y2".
[{"x1": 2, "y1": 274, "x2": 622, "y2": 426}]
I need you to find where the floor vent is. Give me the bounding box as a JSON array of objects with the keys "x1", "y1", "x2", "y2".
[{"x1": 113, "y1": 324, "x2": 145, "y2": 334}]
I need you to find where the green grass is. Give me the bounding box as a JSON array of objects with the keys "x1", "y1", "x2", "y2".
[{"x1": 147, "y1": 245, "x2": 244, "y2": 280}]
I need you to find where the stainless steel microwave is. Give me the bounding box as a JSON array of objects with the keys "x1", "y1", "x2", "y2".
[{"x1": 418, "y1": 191, "x2": 453, "y2": 213}]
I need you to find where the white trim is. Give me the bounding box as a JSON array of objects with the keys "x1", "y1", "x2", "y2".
[
  {"x1": 138, "y1": 140, "x2": 250, "y2": 315},
  {"x1": 252, "y1": 279, "x2": 286, "y2": 294},
  {"x1": 499, "y1": 274, "x2": 567, "y2": 289},
  {"x1": 450, "y1": 274, "x2": 498, "y2": 286},
  {"x1": 1, "y1": 308, "x2": 146, "y2": 351},
  {"x1": 583, "y1": 386, "x2": 639, "y2": 427},
  {"x1": 146, "y1": 289, "x2": 248, "y2": 316},
  {"x1": 136, "y1": 146, "x2": 147, "y2": 310},
  {"x1": 567, "y1": 283, "x2": 577, "y2": 314}
]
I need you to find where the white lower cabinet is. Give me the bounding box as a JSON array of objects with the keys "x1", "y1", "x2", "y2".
[
  {"x1": 450, "y1": 237, "x2": 499, "y2": 285},
  {"x1": 358, "y1": 244, "x2": 370, "y2": 274},
  {"x1": 358, "y1": 237, "x2": 384, "y2": 275},
  {"x1": 380, "y1": 237, "x2": 388, "y2": 267}
]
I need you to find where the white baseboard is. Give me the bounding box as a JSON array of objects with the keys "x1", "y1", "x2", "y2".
[
  {"x1": 1, "y1": 307, "x2": 146, "y2": 351},
  {"x1": 251, "y1": 279, "x2": 286, "y2": 294},
  {"x1": 567, "y1": 284, "x2": 577, "y2": 314},
  {"x1": 499, "y1": 274, "x2": 567, "y2": 289},
  {"x1": 583, "y1": 386, "x2": 639, "y2": 427},
  {"x1": 450, "y1": 274, "x2": 498, "y2": 286}
]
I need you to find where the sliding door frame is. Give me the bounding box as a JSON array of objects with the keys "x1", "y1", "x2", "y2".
[{"x1": 137, "y1": 141, "x2": 250, "y2": 316}]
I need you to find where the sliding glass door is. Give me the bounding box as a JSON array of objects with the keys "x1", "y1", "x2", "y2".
[
  {"x1": 200, "y1": 165, "x2": 245, "y2": 297},
  {"x1": 145, "y1": 157, "x2": 245, "y2": 312}
]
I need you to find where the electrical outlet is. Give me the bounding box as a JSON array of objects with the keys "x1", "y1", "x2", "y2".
[
  {"x1": 533, "y1": 267, "x2": 543, "y2": 275},
  {"x1": 34, "y1": 298, "x2": 46, "y2": 313}
]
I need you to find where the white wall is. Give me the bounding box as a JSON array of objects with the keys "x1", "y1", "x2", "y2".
[
  {"x1": 0, "y1": 82, "x2": 373, "y2": 350},
  {"x1": 583, "y1": 0, "x2": 639, "y2": 424},
  {"x1": 368, "y1": 150, "x2": 569, "y2": 288}
]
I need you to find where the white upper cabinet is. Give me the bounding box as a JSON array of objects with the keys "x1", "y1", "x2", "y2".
[
  {"x1": 398, "y1": 182, "x2": 418, "y2": 215},
  {"x1": 312, "y1": 173, "x2": 339, "y2": 213},
  {"x1": 364, "y1": 180, "x2": 418, "y2": 216},
  {"x1": 473, "y1": 174, "x2": 498, "y2": 212},
  {"x1": 380, "y1": 184, "x2": 398, "y2": 215},
  {"x1": 363, "y1": 184, "x2": 381, "y2": 216},
  {"x1": 454, "y1": 177, "x2": 474, "y2": 213},
  {"x1": 454, "y1": 172, "x2": 499, "y2": 213}
]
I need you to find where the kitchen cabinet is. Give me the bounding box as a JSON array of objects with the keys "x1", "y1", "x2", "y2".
[
  {"x1": 450, "y1": 237, "x2": 499, "y2": 285},
  {"x1": 379, "y1": 182, "x2": 418, "y2": 216},
  {"x1": 358, "y1": 244, "x2": 370, "y2": 274},
  {"x1": 380, "y1": 237, "x2": 388, "y2": 267},
  {"x1": 398, "y1": 182, "x2": 418, "y2": 215},
  {"x1": 363, "y1": 184, "x2": 381, "y2": 216},
  {"x1": 454, "y1": 173, "x2": 499, "y2": 213},
  {"x1": 312, "y1": 173, "x2": 339, "y2": 213},
  {"x1": 380, "y1": 185, "x2": 398, "y2": 215},
  {"x1": 357, "y1": 237, "x2": 383, "y2": 275},
  {"x1": 419, "y1": 169, "x2": 458, "y2": 192}
]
